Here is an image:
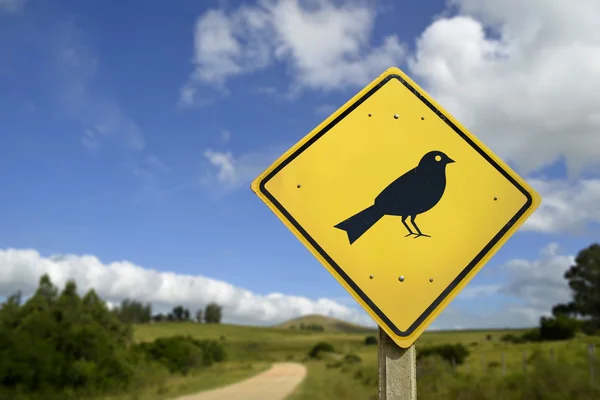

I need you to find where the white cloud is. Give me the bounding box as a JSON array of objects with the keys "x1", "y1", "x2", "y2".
[
  {"x1": 500, "y1": 242, "x2": 574, "y2": 311},
  {"x1": 408, "y1": 0, "x2": 600, "y2": 176},
  {"x1": 456, "y1": 284, "x2": 502, "y2": 300},
  {"x1": 439, "y1": 243, "x2": 575, "y2": 328},
  {"x1": 202, "y1": 144, "x2": 288, "y2": 191},
  {"x1": 0, "y1": 248, "x2": 374, "y2": 327},
  {"x1": 524, "y1": 179, "x2": 600, "y2": 234},
  {"x1": 203, "y1": 150, "x2": 237, "y2": 185},
  {"x1": 180, "y1": 0, "x2": 406, "y2": 104}
]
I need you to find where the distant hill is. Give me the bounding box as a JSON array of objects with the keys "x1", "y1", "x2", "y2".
[{"x1": 276, "y1": 314, "x2": 377, "y2": 334}]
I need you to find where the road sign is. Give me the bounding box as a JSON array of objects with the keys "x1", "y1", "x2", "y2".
[{"x1": 251, "y1": 67, "x2": 541, "y2": 348}]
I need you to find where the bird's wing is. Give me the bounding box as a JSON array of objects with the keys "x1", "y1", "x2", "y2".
[{"x1": 375, "y1": 167, "x2": 420, "y2": 202}]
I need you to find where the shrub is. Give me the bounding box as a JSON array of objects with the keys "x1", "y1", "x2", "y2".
[
  {"x1": 500, "y1": 333, "x2": 524, "y2": 343},
  {"x1": 417, "y1": 343, "x2": 470, "y2": 365},
  {"x1": 364, "y1": 335, "x2": 378, "y2": 345},
  {"x1": 539, "y1": 316, "x2": 580, "y2": 341},
  {"x1": 134, "y1": 335, "x2": 225, "y2": 375},
  {"x1": 343, "y1": 353, "x2": 362, "y2": 364},
  {"x1": 486, "y1": 334, "x2": 493, "y2": 341},
  {"x1": 521, "y1": 328, "x2": 542, "y2": 342},
  {"x1": 308, "y1": 342, "x2": 335, "y2": 359}
]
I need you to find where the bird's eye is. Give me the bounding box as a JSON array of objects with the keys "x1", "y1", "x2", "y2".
[{"x1": 435, "y1": 155, "x2": 442, "y2": 162}]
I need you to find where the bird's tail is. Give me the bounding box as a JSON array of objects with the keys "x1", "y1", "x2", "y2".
[{"x1": 334, "y1": 205, "x2": 384, "y2": 245}]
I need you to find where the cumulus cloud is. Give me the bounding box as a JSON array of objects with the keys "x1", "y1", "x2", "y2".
[
  {"x1": 524, "y1": 179, "x2": 600, "y2": 234},
  {"x1": 0, "y1": 243, "x2": 581, "y2": 330},
  {"x1": 202, "y1": 144, "x2": 288, "y2": 191},
  {"x1": 443, "y1": 243, "x2": 574, "y2": 328},
  {"x1": 500, "y1": 242, "x2": 574, "y2": 310},
  {"x1": 408, "y1": 0, "x2": 600, "y2": 176},
  {"x1": 0, "y1": 248, "x2": 375, "y2": 327},
  {"x1": 180, "y1": 0, "x2": 405, "y2": 105},
  {"x1": 203, "y1": 150, "x2": 237, "y2": 185}
]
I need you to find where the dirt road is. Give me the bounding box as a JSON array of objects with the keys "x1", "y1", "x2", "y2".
[{"x1": 174, "y1": 362, "x2": 307, "y2": 400}]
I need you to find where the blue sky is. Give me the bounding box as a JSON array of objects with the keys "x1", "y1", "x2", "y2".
[{"x1": 1, "y1": 0, "x2": 599, "y2": 329}]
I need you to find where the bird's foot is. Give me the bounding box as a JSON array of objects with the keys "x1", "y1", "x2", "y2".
[
  {"x1": 405, "y1": 232, "x2": 416, "y2": 237},
  {"x1": 413, "y1": 233, "x2": 431, "y2": 239}
]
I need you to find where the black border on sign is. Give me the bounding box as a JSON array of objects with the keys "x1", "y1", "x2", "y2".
[{"x1": 258, "y1": 73, "x2": 534, "y2": 337}]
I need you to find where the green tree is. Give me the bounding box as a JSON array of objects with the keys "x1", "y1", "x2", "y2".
[
  {"x1": 0, "y1": 274, "x2": 136, "y2": 397},
  {"x1": 552, "y1": 302, "x2": 577, "y2": 318},
  {"x1": 170, "y1": 305, "x2": 190, "y2": 321},
  {"x1": 204, "y1": 303, "x2": 222, "y2": 324},
  {"x1": 195, "y1": 309, "x2": 203, "y2": 323},
  {"x1": 113, "y1": 298, "x2": 152, "y2": 324},
  {"x1": 539, "y1": 315, "x2": 580, "y2": 340},
  {"x1": 559, "y1": 243, "x2": 600, "y2": 330}
]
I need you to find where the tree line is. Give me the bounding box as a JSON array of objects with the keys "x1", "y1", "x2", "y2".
[
  {"x1": 0, "y1": 274, "x2": 227, "y2": 399},
  {"x1": 111, "y1": 298, "x2": 223, "y2": 324}
]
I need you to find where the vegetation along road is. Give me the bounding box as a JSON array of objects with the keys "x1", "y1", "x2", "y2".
[{"x1": 175, "y1": 362, "x2": 307, "y2": 400}]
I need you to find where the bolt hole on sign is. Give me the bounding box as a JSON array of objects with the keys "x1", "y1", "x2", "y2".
[{"x1": 251, "y1": 67, "x2": 541, "y2": 348}]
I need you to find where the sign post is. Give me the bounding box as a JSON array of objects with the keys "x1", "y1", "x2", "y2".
[
  {"x1": 250, "y1": 66, "x2": 541, "y2": 398},
  {"x1": 379, "y1": 328, "x2": 416, "y2": 400}
]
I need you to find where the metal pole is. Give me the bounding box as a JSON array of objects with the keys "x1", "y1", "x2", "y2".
[{"x1": 378, "y1": 327, "x2": 417, "y2": 400}]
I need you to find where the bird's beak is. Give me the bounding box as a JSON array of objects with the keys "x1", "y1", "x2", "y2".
[{"x1": 447, "y1": 157, "x2": 455, "y2": 164}]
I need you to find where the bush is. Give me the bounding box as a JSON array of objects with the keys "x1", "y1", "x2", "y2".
[
  {"x1": 133, "y1": 335, "x2": 225, "y2": 375},
  {"x1": 539, "y1": 316, "x2": 580, "y2": 341},
  {"x1": 521, "y1": 328, "x2": 542, "y2": 342},
  {"x1": 364, "y1": 335, "x2": 378, "y2": 345},
  {"x1": 417, "y1": 343, "x2": 470, "y2": 365},
  {"x1": 308, "y1": 341, "x2": 335, "y2": 359},
  {"x1": 343, "y1": 353, "x2": 362, "y2": 364},
  {"x1": 501, "y1": 329, "x2": 547, "y2": 343},
  {"x1": 500, "y1": 333, "x2": 524, "y2": 343},
  {"x1": 486, "y1": 334, "x2": 493, "y2": 341}
]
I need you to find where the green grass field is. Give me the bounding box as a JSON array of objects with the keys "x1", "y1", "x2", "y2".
[{"x1": 130, "y1": 316, "x2": 600, "y2": 399}]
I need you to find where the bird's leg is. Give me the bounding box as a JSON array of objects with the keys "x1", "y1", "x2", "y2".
[
  {"x1": 401, "y1": 216, "x2": 415, "y2": 237},
  {"x1": 410, "y1": 216, "x2": 431, "y2": 238}
]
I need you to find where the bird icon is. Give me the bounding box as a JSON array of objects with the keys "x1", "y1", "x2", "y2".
[{"x1": 334, "y1": 150, "x2": 455, "y2": 244}]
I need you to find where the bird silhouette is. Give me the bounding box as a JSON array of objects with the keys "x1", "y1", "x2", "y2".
[{"x1": 334, "y1": 150, "x2": 455, "y2": 244}]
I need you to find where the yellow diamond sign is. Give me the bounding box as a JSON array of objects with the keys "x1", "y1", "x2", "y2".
[{"x1": 251, "y1": 67, "x2": 541, "y2": 348}]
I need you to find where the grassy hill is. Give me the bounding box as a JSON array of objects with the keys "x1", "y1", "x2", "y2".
[
  {"x1": 276, "y1": 314, "x2": 377, "y2": 334},
  {"x1": 130, "y1": 321, "x2": 600, "y2": 399}
]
